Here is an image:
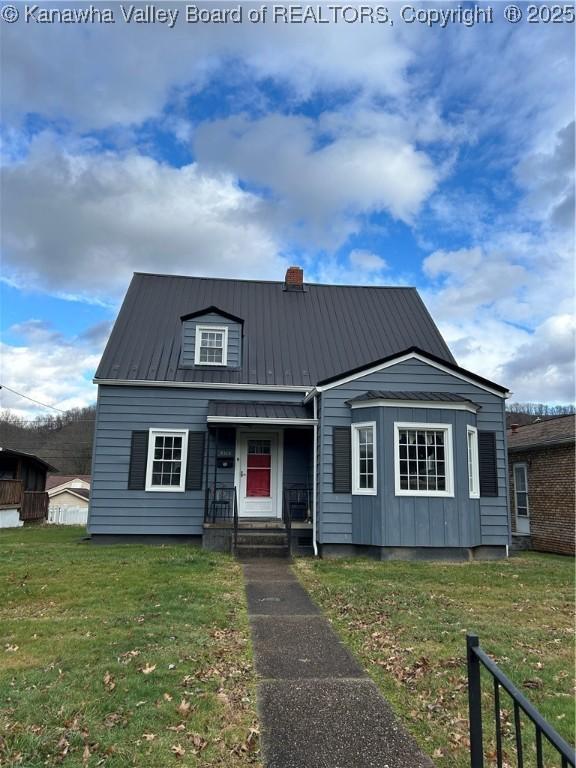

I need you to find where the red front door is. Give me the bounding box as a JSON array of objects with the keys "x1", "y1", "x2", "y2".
[{"x1": 246, "y1": 440, "x2": 272, "y2": 497}]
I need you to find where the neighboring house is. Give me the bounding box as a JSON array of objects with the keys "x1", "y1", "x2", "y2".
[
  {"x1": 508, "y1": 415, "x2": 575, "y2": 556},
  {"x1": 87, "y1": 267, "x2": 511, "y2": 559},
  {"x1": 46, "y1": 475, "x2": 91, "y2": 525},
  {"x1": 0, "y1": 447, "x2": 55, "y2": 528}
]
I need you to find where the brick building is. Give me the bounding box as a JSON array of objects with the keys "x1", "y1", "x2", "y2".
[{"x1": 507, "y1": 415, "x2": 575, "y2": 555}]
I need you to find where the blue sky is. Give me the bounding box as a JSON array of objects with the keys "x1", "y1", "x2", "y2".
[{"x1": 1, "y1": 2, "x2": 574, "y2": 416}]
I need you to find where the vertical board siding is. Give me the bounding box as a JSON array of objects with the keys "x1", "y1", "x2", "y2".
[
  {"x1": 319, "y1": 358, "x2": 508, "y2": 546},
  {"x1": 88, "y1": 386, "x2": 305, "y2": 535},
  {"x1": 181, "y1": 313, "x2": 242, "y2": 369}
]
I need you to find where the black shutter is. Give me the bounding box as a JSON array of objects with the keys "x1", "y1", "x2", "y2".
[
  {"x1": 333, "y1": 426, "x2": 352, "y2": 493},
  {"x1": 185, "y1": 431, "x2": 206, "y2": 491},
  {"x1": 128, "y1": 431, "x2": 149, "y2": 490},
  {"x1": 478, "y1": 431, "x2": 498, "y2": 497}
]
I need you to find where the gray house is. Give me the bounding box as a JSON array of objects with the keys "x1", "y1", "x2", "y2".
[{"x1": 88, "y1": 267, "x2": 510, "y2": 558}]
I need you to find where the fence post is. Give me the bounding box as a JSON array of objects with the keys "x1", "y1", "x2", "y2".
[{"x1": 467, "y1": 633, "x2": 484, "y2": 768}]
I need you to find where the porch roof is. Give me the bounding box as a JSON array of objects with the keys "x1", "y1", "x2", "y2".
[
  {"x1": 207, "y1": 400, "x2": 315, "y2": 425},
  {"x1": 347, "y1": 390, "x2": 478, "y2": 405}
]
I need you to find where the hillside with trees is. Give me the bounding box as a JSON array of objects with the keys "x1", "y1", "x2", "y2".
[{"x1": 0, "y1": 406, "x2": 96, "y2": 475}]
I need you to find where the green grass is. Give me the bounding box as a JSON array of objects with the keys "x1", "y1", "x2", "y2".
[
  {"x1": 0, "y1": 527, "x2": 260, "y2": 767},
  {"x1": 295, "y1": 553, "x2": 575, "y2": 767}
]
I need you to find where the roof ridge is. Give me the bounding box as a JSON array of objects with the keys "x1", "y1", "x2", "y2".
[{"x1": 132, "y1": 272, "x2": 416, "y2": 290}]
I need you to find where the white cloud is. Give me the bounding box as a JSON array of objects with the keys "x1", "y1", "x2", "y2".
[
  {"x1": 2, "y1": 134, "x2": 285, "y2": 299},
  {"x1": 515, "y1": 121, "x2": 575, "y2": 229},
  {"x1": 349, "y1": 249, "x2": 388, "y2": 272},
  {"x1": 0, "y1": 321, "x2": 103, "y2": 417},
  {"x1": 194, "y1": 112, "x2": 439, "y2": 246},
  {"x1": 502, "y1": 314, "x2": 576, "y2": 403},
  {"x1": 1, "y1": 15, "x2": 415, "y2": 130},
  {"x1": 422, "y1": 234, "x2": 575, "y2": 403}
]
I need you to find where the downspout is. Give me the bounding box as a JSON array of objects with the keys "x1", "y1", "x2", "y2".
[{"x1": 312, "y1": 394, "x2": 319, "y2": 557}]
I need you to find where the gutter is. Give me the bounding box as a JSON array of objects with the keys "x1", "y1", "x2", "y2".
[{"x1": 312, "y1": 394, "x2": 319, "y2": 557}]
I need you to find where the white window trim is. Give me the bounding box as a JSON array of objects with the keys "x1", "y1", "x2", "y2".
[
  {"x1": 194, "y1": 325, "x2": 229, "y2": 367},
  {"x1": 145, "y1": 429, "x2": 189, "y2": 492},
  {"x1": 394, "y1": 422, "x2": 454, "y2": 498},
  {"x1": 513, "y1": 462, "x2": 530, "y2": 522},
  {"x1": 352, "y1": 421, "x2": 377, "y2": 496},
  {"x1": 467, "y1": 425, "x2": 480, "y2": 499}
]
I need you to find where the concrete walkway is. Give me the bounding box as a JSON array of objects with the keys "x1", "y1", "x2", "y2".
[{"x1": 243, "y1": 560, "x2": 434, "y2": 768}]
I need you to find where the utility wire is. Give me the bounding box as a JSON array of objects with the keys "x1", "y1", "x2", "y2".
[{"x1": 0, "y1": 384, "x2": 66, "y2": 413}]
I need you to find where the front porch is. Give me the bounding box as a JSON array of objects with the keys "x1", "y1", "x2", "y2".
[{"x1": 201, "y1": 408, "x2": 316, "y2": 555}]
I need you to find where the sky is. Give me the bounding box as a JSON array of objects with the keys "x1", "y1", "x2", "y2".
[{"x1": 1, "y1": 1, "x2": 574, "y2": 418}]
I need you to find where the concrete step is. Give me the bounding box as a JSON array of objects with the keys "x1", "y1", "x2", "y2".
[
  {"x1": 236, "y1": 543, "x2": 290, "y2": 559},
  {"x1": 236, "y1": 533, "x2": 288, "y2": 546}
]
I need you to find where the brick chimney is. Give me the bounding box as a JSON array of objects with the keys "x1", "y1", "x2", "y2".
[{"x1": 284, "y1": 266, "x2": 304, "y2": 291}]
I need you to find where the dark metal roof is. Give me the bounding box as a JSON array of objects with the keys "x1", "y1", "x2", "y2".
[
  {"x1": 207, "y1": 401, "x2": 313, "y2": 421},
  {"x1": 347, "y1": 391, "x2": 478, "y2": 405},
  {"x1": 508, "y1": 414, "x2": 575, "y2": 451},
  {"x1": 95, "y1": 273, "x2": 456, "y2": 387}
]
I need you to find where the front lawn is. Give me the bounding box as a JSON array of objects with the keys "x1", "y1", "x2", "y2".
[
  {"x1": 0, "y1": 527, "x2": 260, "y2": 767},
  {"x1": 296, "y1": 553, "x2": 575, "y2": 767}
]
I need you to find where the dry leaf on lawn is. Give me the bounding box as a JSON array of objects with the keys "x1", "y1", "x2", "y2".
[
  {"x1": 141, "y1": 663, "x2": 157, "y2": 675},
  {"x1": 171, "y1": 744, "x2": 186, "y2": 758}
]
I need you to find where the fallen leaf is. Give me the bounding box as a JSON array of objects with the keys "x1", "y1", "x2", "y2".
[
  {"x1": 141, "y1": 663, "x2": 157, "y2": 675},
  {"x1": 103, "y1": 671, "x2": 116, "y2": 691},
  {"x1": 163, "y1": 692, "x2": 173, "y2": 702},
  {"x1": 171, "y1": 743, "x2": 186, "y2": 758},
  {"x1": 82, "y1": 744, "x2": 90, "y2": 764},
  {"x1": 177, "y1": 699, "x2": 191, "y2": 716},
  {"x1": 142, "y1": 733, "x2": 156, "y2": 741}
]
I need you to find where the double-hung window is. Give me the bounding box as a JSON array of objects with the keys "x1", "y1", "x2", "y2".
[
  {"x1": 352, "y1": 422, "x2": 377, "y2": 495},
  {"x1": 394, "y1": 422, "x2": 454, "y2": 497},
  {"x1": 145, "y1": 429, "x2": 188, "y2": 492},
  {"x1": 467, "y1": 425, "x2": 480, "y2": 498},
  {"x1": 195, "y1": 326, "x2": 228, "y2": 366}
]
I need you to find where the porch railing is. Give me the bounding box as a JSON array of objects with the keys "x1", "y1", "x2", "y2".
[
  {"x1": 20, "y1": 492, "x2": 49, "y2": 522},
  {"x1": 283, "y1": 486, "x2": 312, "y2": 523},
  {"x1": 0, "y1": 479, "x2": 24, "y2": 507},
  {"x1": 205, "y1": 486, "x2": 236, "y2": 524},
  {"x1": 467, "y1": 633, "x2": 575, "y2": 768}
]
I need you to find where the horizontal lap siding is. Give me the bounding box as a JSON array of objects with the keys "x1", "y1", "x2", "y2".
[
  {"x1": 319, "y1": 359, "x2": 509, "y2": 546},
  {"x1": 88, "y1": 385, "x2": 304, "y2": 535},
  {"x1": 181, "y1": 314, "x2": 241, "y2": 368}
]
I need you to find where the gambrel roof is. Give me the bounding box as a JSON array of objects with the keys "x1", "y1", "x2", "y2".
[{"x1": 95, "y1": 272, "x2": 457, "y2": 388}]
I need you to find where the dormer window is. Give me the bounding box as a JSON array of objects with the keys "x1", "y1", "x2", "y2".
[{"x1": 195, "y1": 326, "x2": 228, "y2": 366}]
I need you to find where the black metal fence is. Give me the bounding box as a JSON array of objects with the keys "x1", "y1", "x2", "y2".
[{"x1": 467, "y1": 634, "x2": 575, "y2": 768}]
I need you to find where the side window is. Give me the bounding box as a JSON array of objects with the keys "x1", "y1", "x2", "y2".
[
  {"x1": 352, "y1": 422, "x2": 377, "y2": 495},
  {"x1": 513, "y1": 463, "x2": 529, "y2": 519},
  {"x1": 467, "y1": 426, "x2": 480, "y2": 498}
]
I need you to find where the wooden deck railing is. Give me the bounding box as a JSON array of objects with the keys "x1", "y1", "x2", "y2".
[
  {"x1": 0, "y1": 479, "x2": 24, "y2": 507},
  {"x1": 20, "y1": 492, "x2": 49, "y2": 522}
]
